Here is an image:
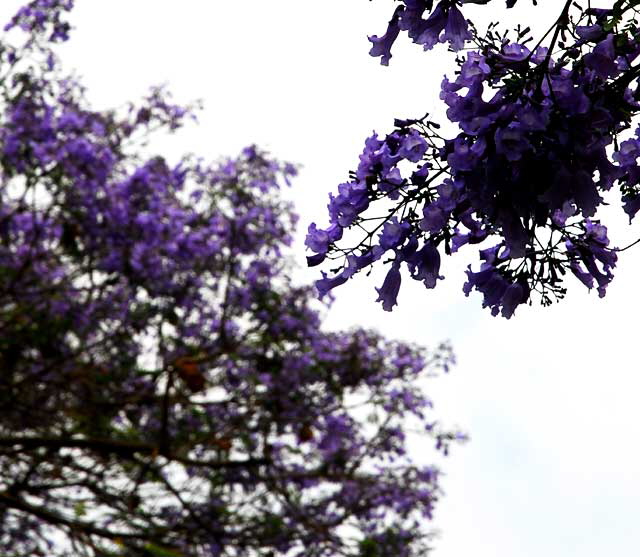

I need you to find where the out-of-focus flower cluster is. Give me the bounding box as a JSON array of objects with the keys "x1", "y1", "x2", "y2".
[
  {"x1": 309, "y1": 1, "x2": 640, "y2": 318},
  {"x1": 4, "y1": 0, "x2": 73, "y2": 42},
  {"x1": 0, "y1": 3, "x2": 462, "y2": 557}
]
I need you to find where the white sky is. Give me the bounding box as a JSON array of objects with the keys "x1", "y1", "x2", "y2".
[{"x1": 3, "y1": 1, "x2": 640, "y2": 555}]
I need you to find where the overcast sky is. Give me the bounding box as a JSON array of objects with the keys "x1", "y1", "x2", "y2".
[{"x1": 4, "y1": 1, "x2": 640, "y2": 555}]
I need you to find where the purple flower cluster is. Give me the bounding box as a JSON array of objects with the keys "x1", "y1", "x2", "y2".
[
  {"x1": 4, "y1": 0, "x2": 73, "y2": 42},
  {"x1": 0, "y1": 4, "x2": 463, "y2": 557},
  {"x1": 307, "y1": 128, "x2": 437, "y2": 311},
  {"x1": 369, "y1": 0, "x2": 479, "y2": 65},
  {"x1": 310, "y1": 2, "x2": 640, "y2": 317},
  {"x1": 613, "y1": 125, "x2": 640, "y2": 221}
]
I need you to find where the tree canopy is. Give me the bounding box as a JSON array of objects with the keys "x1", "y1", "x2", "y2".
[{"x1": 0, "y1": 2, "x2": 461, "y2": 556}]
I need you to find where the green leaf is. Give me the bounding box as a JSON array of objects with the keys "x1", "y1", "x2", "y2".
[
  {"x1": 142, "y1": 543, "x2": 183, "y2": 557},
  {"x1": 359, "y1": 538, "x2": 380, "y2": 557},
  {"x1": 73, "y1": 502, "x2": 86, "y2": 517}
]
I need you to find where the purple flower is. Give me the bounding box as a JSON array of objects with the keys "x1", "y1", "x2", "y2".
[
  {"x1": 378, "y1": 217, "x2": 410, "y2": 250},
  {"x1": 544, "y1": 77, "x2": 590, "y2": 115},
  {"x1": 463, "y1": 264, "x2": 527, "y2": 317},
  {"x1": 419, "y1": 203, "x2": 447, "y2": 234},
  {"x1": 410, "y1": 2, "x2": 447, "y2": 51},
  {"x1": 551, "y1": 201, "x2": 577, "y2": 227},
  {"x1": 499, "y1": 42, "x2": 530, "y2": 62},
  {"x1": 398, "y1": 131, "x2": 428, "y2": 162},
  {"x1": 462, "y1": 265, "x2": 494, "y2": 295},
  {"x1": 379, "y1": 167, "x2": 404, "y2": 199},
  {"x1": 566, "y1": 228, "x2": 617, "y2": 297},
  {"x1": 328, "y1": 181, "x2": 369, "y2": 227},
  {"x1": 613, "y1": 138, "x2": 640, "y2": 167},
  {"x1": 572, "y1": 170, "x2": 602, "y2": 218},
  {"x1": 584, "y1": 220, "x2": 609, "y2": 245},
  {"x1": 623, "y1": 194, "x2": 640, "y2": 222},
  {"x1": 584, "y1": 34, "x2": 619, "y2": 79},
  {"x1": 494, "y1": 127, "x2": 531, "y2": 162},
  {"x1": 408, "y1": 243, "x2": 442, "y2": 288},
  {"x1": 398, "y1": 0, "x2": 431, "y2": 31},
  {"x1": 500, "y1": 283, "x2": 525, "y2": 319},
  {"x1": 436, "y1": 178, "x2": 463, "y2": 211},
  {"x1": 318, "y1": 414, "x2": 353, "y2": 456},
  {"x1": 447, "y1": 136, "x2": 485, "y2": 171},
  {"x1": 306, "y1": 252, "x2": 326, "y2": 267},
  {"x1": 460, "y1": 52, "x2": 491, "y2": 83},
  {"x1": 369, "y1": 6, "x2": 403, "y2": 66},
  {"x1": 515, "y1": 106, "x2": 549, "y2": 131},
  {"x1": 376, "y1": 263, "x2": 402, "y2": 311},
  {"x1": 357, "y1": 132, "x2": 385, "y2": 181},
  {"x1": 500, "y1": 212, "x2": 528, "y2": 258},
  {"x1": 576, "y1": 24, "x2": 606, "y2": 43},
  {"x1": 440, "y1": 5, "x2": 471, "y2": 51},
  {"x1": 342, "y1": 248, "x2": 382, "y2": 278},
  {"x1": 315, "y1": 271, "x2": 348, "y2": 298},
  {"x1": 569, "y1": 261, "x2": 595, "y2": 289},
  {"x1": 305, "y1": 223, "x2": 330, "y2": 254}
]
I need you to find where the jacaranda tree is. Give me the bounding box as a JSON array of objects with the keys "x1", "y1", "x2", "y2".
[
  {"x1": 0, "y1": 2, "x2": 462, "y2": 556},
  {"x1": 307, "y1": 0, "x2": 640, "y2": 318}
]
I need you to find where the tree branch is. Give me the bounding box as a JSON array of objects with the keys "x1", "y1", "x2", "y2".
[
  {"x1": 0, "y1": 436, "x2": 269, "y2": 468},
  {"x1": 0, "y1": 491, "x2": 141, "y2": 541}
]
